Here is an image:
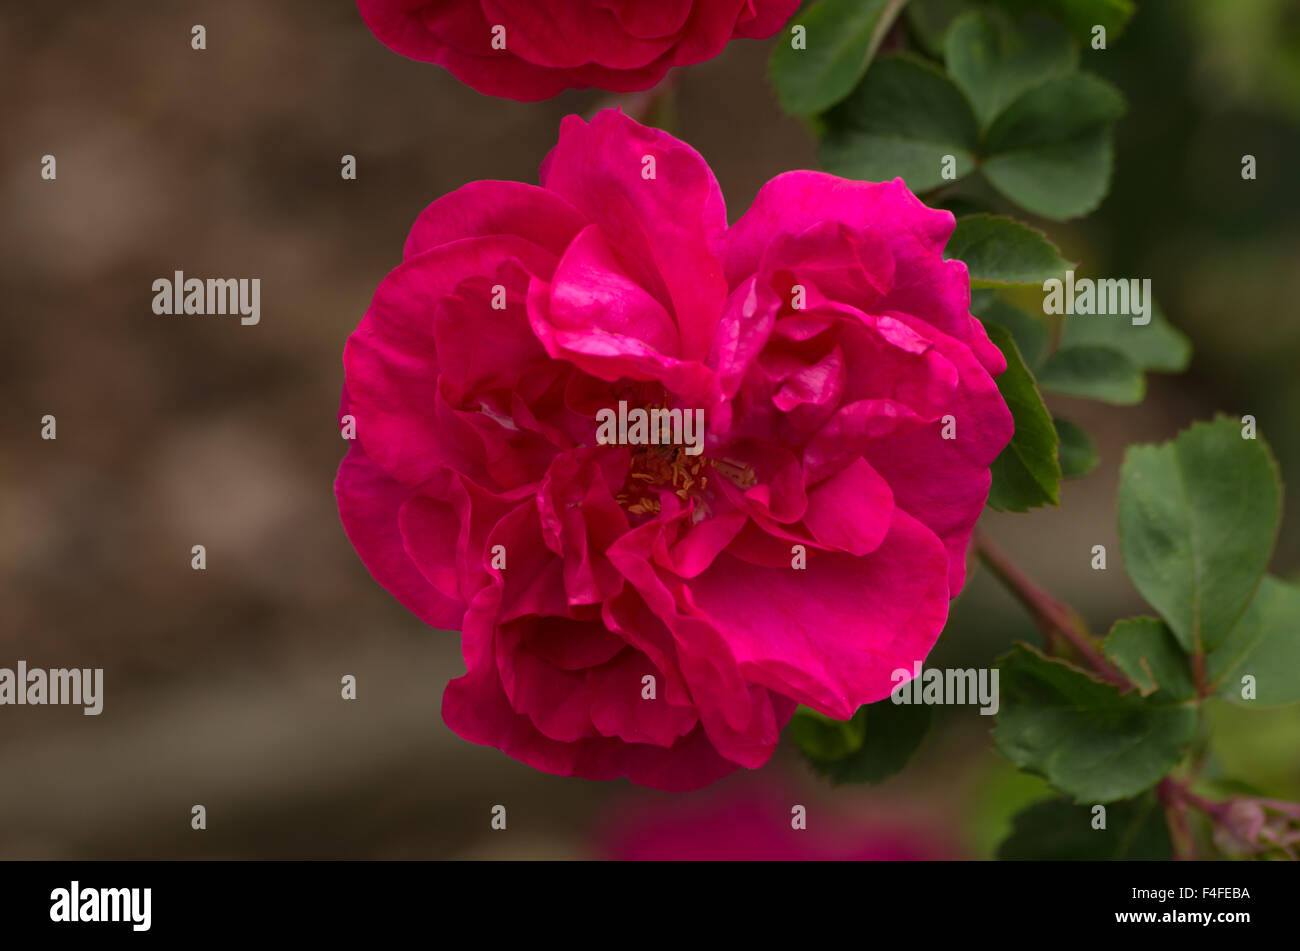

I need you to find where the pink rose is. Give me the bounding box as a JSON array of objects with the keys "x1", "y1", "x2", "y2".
[
  {"x1": 355, "y1": 0, "x2": 801, "y2": 101},
  {"x1": 336, "y1": 109, "x2": 1013, "y2": 791}
]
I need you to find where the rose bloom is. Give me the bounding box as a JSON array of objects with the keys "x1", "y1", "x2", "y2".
[
  {"x1": 336, "y1": 109, "x2": 1013, "y2": 791},
  {"x1": 355, "y1": 0, "x2": 800, "y2": 100}
]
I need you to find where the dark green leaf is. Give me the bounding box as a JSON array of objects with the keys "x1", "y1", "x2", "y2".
[
  {"x1": 1209, "y1": 576, "x2": 1300, "y2": 707},
  {"x1": 1118, "y1": 418, "x2": 1282, "y2": 655},
  {"x1": 1025, "y1": 0, "x2": 1136, "y2": 43},
  {"x1": 802, "y1": 697, "x2": 932, "y2": 784},
  {"x1": 998, "y1": 794, "x2": 1171, "y2": 860},
  {"x1": 1037, "y1": 345, "x2": 1144, "y2": 403},
  {"x1": 945, "y1": 12, "x2": 1076, "y2": 129},
  {"x1": 1103, "y1": 617, "x2": 1196, "y2": 701},
  {"x1": 1054, "y1": 416, "x2": 1098, "y2": 477},
  {"x1": 945, "y1": 213, "x2": 1074, "y2": 287},
  {"x1": 984, "y1": 73, "x2": 1125, "y2": 153},
  {"x1": 905, "y1": 0, "x2": 976, "y2": 58},
  {"x1": 993, "y1": 644, "x2": 1198, "y2": 802},
  {"x1": 983, "y1": 298, "x2": 1048, "y2": 368},
  {"x1": 931, "y1": 193, "x2": 999, "y2": 218},
  {"x1": 980, "y1": 73, "x2": 1125, "y2": 219},
  {"x1": 982, "y1": 128, "x2": 1116, "y2": 221},
  {"x1": 820, "y1": 53, "x2": 979, "y2": 192},
  {"x1": 969, "y1": 288, "x2": 998, "y2": 315},
  {"x1": 983, "y1": 322, "x2": 1061, "y2": 512},
  {"x1": 769, "y1": 0, "x2": 912, "y2": 116}
]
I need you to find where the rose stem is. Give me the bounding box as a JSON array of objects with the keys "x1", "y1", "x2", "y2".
[{"x1": 973, "y1": 529, "x2": 1131, "y2": 689}]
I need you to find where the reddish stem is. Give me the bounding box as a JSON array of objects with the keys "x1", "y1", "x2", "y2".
[
  {"x1": 974, "y1": 530, "x2": 1131, "y2": 689},
  {"x1": 1157, "y1": 778, "x2": 1196, "y2": 860}
]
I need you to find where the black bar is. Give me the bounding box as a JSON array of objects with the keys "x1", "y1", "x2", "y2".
[{"x1": 0, "y1": 860, "x2": 1285, "y2": 938}]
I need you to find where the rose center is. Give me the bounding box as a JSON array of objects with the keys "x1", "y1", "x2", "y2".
[{"x1": 615, "y1": 446, "x2": 756, "y2": 518}]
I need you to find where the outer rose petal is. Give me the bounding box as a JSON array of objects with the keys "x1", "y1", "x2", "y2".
[
  {"x1": 724, "y1": 172, "x2": 1005, "y2": 373},
  {"x1": 724, "y1": 173, "x2": 952, "y2": 285},
  {"x1": 480, "y1": 0, "x2": 675, "y2": 70},
  {"x1": 444, "y1": 589, "x2": 790, "y2": 791},
  {"x1": 594, "y1": 0, "x2": 694, "y2": 37},
  {"x1": 860, "y1": 313, "x2": 1014, "y2": 593},
  {"x1": 686, "y1": 509, "x2": 952, "y2": 720},
  {"x1": 336, "y1": 442, "x2": 465, "y2": 631},
  {"x1": 540, "y1": 110, "x2": 729, "y2": 362},
  {"x1": 357, "y1": 0, "x2": 798, "y2": 101},
  {"x1": 403, "y1": 180, "x2": 589, "y2": 261}
]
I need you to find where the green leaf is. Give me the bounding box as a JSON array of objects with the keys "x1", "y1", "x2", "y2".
[
  {"x1": 998, "y1": 794, "x2": 1171, "y2": 860},
  {"x1": 983, "y1": 298, "x2": 1047, "y2": 368},
  {"x1": 945, "y1": 213, "x2": 1073, "y2": 288},
  {"x1": 789, "y1": 705, "x2": 869, "y2": 760},
  {"x1": 1208, "y1": 576, "x2": 1300, "y2": 707},
  {"x1": 1054, "y1": 416, "x2": 1098, "y2": 478},
  {"x1": 820, "y1": 52, "x2": 979, "y2": 193},
  {"x1": 1033, "y1": 0, "x2": 1136, "y2": 42},
  {"x1": 1118, "y1": 418, "x2": 1282, "y2": 655},
  {"x1": 1037, "y1": 345, "x2": 1144, "y2": 403},
  {"x1": 1103, "y1": 617, "x2": 1196, "y2": 701},
  {"x1": 1059, "y1": 300, "x2": 1191, "y2": 373},
  {"x1": 993, "y1": 644, "x2": 1198, "y2": 802},
  {"x1": 770, "y1": 0, "x2": 912, "y2": 116},
  {"x1": 980, "y1": 73, "x2": 1125, "y2": 220},
  {"x1": 945, "y1": 12, "x2": 1077, "y2": 130},
  {"x1": 969, "y1": 288, "x2": 998, "y2": 315},
  {"x1": 983, "y1": 323, "x2": 1061, "y2": 512},
  {"x1": 984, "y1": 72, "x2": 1125, "y2": 153},
  {"x1": 932, "y1": 193, "x2": 999, "y2": 219},
  {"x1": 983, "y1": 128, "x2": 1116, "y2": 221},
  {"x1": 801, "y1": 697, "x2": 932, "y2": 784},
  {"x1": 905, "y1": 0, "x2": 976, "y2": 58}
]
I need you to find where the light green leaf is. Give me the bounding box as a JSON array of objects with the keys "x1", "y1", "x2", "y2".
[
  {"x1": 820, "y1": 52, "x2": 979, "y2": 192},
  {"x1": 945, "y1": 11, "x2": 1077, "y2": 129},
  {"x1": 1054, "y1": 416, "x2": 1098, "y2": 478},
  {"x1": 1060, "y1": 300, "x2": 1191, "y2": 373},
  {"x1": 994, "y1": 644, "x2": 1198, "y2": 802},
  {"x1": 1037, "y1": 345, "x2": 1144, "y2": 403},
  {"x1": 983, "y1": 322, "x2": 1061, "y2": 512},
  {"x1": 998, "y1": 794, "x2": 1171, "y2": 860},
  {"x1": 1118, "y1": 417, "x2": 1282, "y2": 655},
  {"x1": 789, "y1": 705, "x2": 868, "y2": 760},
  {"x1": 945, "y1": 213, "x2": 1074, "y2": 287},
  {"x1": 770, "y1": 0, "x2": 913, "y2": 116}
]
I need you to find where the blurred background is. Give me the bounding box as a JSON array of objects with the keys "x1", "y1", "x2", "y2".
[{"x1": 0, "y1": 0, "x2": 1297, "y2": 859}]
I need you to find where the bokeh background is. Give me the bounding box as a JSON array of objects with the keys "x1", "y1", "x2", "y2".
[{"x1": 1, "y1": 0, "x2": 1297, "y2": 859}]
